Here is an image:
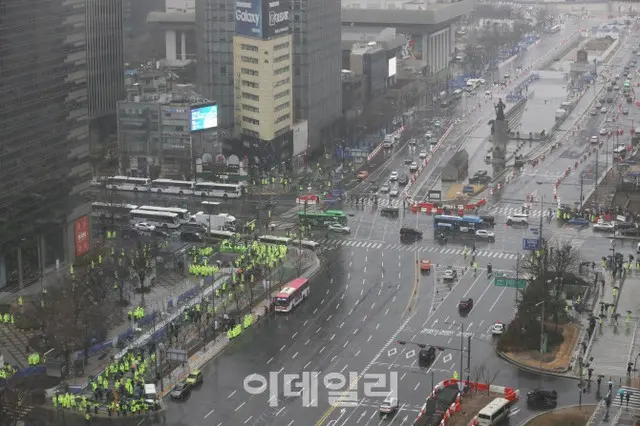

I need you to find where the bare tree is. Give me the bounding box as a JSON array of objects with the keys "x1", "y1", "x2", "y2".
[
  {"x1": 470, "y1": 365, "x2": 485, "y2": 394},
  {"x1": 480, "y1": 366, "x2": 500, "y2": 395},
  {"x1": 129, "y1": 239, "x2": 161, "y2": 306}
]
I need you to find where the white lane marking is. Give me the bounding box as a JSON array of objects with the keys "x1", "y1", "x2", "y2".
[
  {"x1": 305, "y1": 339, "x2": 311, "y2": 345},
  {"x1": 204, "y1": 409, "x2": 215, "y2": 419},
  {"x1": 292, "y1": 352, "x2": 298, "y2": 359},
  {"x1": 266, "y1": 357, "x2": 274, "y2": 365},
  {"x1": 330, "y1": 333, "x2": 336, "y2": 341},
  {"x1": 235, "y1": 402, "x2": 245, "y2": 411},
  {"x1": 292, "y1": 332, "x2": 298, "y2": 338},
  {"x1": 244, "y1": 415, "x2": 254, "y2": 424},
  {"x1": 490, "y1": 287, "x2": 507, "y2": 312},
  {"x1": 280, "y1": 345, "x2": 286, "y2": 351},
  {"x1": 355, "y1": 349, "x2": 361, "y2": 357},
  {"x1": 304, "y1": 361, "x2": 312, "y2": 369},
  {"x1": 320, "y1": 346, "x2": 326, "y2": 353},
  {"x1": 228, "y1": 390, "x2": 237, "y2": 398}
]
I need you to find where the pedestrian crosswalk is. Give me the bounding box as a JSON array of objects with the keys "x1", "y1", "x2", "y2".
[
  {"x1": 615, "y1": 386, "x2": 640, "y2": 410},
  {"x1": 488, "y1": 206, "x2": 547, "y2": 218},
  {"x1": 323, "y1": 239, "x2": 523, "y2": 259}
]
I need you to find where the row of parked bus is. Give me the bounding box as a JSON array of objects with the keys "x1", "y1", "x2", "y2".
[{"x1": 97, "y1": 176, "x2": 244, "y2": 199}]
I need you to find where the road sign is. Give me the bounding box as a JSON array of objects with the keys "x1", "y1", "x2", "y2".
[
  {"x1": 494, "y1": 276, "x2": 527, "y2": 289},
  {"x1": 522, "y1": 238, "x2": 541, "y2": 251},
  {"x1": 530, "y1": 227, "x2": 539, "y2": 235}
]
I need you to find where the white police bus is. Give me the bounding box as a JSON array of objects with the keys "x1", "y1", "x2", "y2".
[
  {"x1": 105, "y1": 176, "x2": 151, "y2": 192},
  {"x1": 130, "y1": 210, "x2": 181, "y2": 229},
  {"x1": 194, "y1": 182, "x2": 242, "y2": 199},
  {"x1": 149, "y1": 179, "x2": 195, "y2": 195},
  {"x1": 138, "y1": 206, "x2": 190, "y2": 223}
]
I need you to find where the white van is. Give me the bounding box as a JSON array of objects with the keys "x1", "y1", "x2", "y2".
[
  {"x1": 475, "y1": 397, "x2": 511, "y2": 425},
  {"x1": 144, "y1": 383, "x2": 161, "y2": 409},
  {"x1": 506, "y1": 213, "x2": 528, "y2": 225}
]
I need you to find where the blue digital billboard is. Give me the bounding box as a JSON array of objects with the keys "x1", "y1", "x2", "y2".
[
  {"x1": 190, "y1": 103, "x2": 218, "y2": 132},
  {"x1": 236, "y1": 0, "x2": 263, "y2": 39}
]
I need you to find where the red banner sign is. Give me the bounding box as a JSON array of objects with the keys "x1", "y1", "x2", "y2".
[{"x1": 74, "y1": 216, "x2": 90, "y2": 257}]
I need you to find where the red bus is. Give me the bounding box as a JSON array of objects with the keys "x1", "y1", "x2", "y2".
[{"x1": 274, "y1": 278, "x2": 310, "y2": 312}]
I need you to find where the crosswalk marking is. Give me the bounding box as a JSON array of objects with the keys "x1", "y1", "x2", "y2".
[
  {"x1": 323, "y1": 239, "x2": 522, "y2": 258},
  {"x1": 616, "y1": 386, "x2": 640, "y2": 410},
  {"x1": 489, "y1": 206, "x2": 546, "y2": 218}
]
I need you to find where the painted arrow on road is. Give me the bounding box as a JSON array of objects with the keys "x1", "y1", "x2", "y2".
[{"x1": 327, "y1": 408, "x2": 347, "y2": 426}]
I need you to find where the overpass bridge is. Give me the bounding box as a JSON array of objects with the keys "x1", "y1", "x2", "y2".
[{"x1": 341, "y1": 0, "x2": 473, "y2": 74}]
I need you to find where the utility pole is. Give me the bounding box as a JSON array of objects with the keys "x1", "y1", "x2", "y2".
[
  {"x1": 595, "y1": 144, "x2": 599, "y2": 204},
  {"x1": 515, "y1": 253, "x2": 521, "y2": 307},
  {"x1": 536, "y1": 301, "x2": 545, "y2": 385},
  {"x1": 459, "y1": 323, "x2": 464, "y2": 382},
  {"x1": 579, "y1": 357, "x2": 584, "y2": 407},
  {"x1": 579, "y1": 174, "x2": 584, "y2": 210},
  {"x1": 538, "y1": 196, "x2": 544, "y2": 248},
  {"x1": 466, "y1": 335, "x2": 471, "y2": 385}
]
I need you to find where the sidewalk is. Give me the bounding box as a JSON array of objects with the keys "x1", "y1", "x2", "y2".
[{"x1": 156, "y1": 249, "x2": 322, "y2": 398}]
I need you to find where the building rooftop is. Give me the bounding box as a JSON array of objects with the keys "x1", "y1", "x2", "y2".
[
  {"x1": 341, "y1": 0, "x2": 473, "y2": 27},
  {"x1": 341, "y1": 27, "x2": 408, "y2": 51},
  {"x1": 147, "y1": 10, "x2": 195, "y2": 24}
]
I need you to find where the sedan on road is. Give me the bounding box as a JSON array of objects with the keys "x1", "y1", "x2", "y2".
[
  {"x1": 475, "y1": 229, "x2": 496, "y2": 241},
  {"x1": 443, "y1": 268, "x2": 458, "y2": 281},
  {"x1": 380, "y1": 184, "x2": 390, "y2": 194},
  {"x1": 134, "y1": 222, "x2": 156, "y2": 232},
  {"x1": 409, "y1": 162, "x2": 418, "y2": 172},
  {"x1": 419, "y1": 151, "x2": 428, "y2": 159},
  {"x1": 328, "y1": 223, "x2": 351, "y2": 234},
  {"x1": 491, "y1": 322, "x2": 506, "y2": 335},
  {"x1": 458, "y1": 298, "x2": 474, "y2": 312},
  {"x1": 389, "y1": 187, "x2": 400, "y2": 197},
  {"x1": 170, "y1": 381, "x2": 192, "y2": 400},
  {"x1": 404, "y1": 157, "x2": 413, "y2": 165},
  {"x1": 389, "y1": 171, "x2": 399, "y2": 181},
  {"x1": 418, "y1": 346, "x2": 437, "y2": 366},
  {"x1": 599, "y1": 128, "x2": 608, "y2": 135},
  {"x1": 568, "y1": 217, "x2": 589, "y2": 227},
  {"x1": 593, "y1": 222, "x2": 615, "y2": 232},
  {"x1": 379, "y1": 397, "x2": 399, "y2": 415}
]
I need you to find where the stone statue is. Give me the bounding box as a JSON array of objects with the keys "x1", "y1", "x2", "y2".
[{"x1": 495, "y1": 98, "x2": 506, "y2": 121}]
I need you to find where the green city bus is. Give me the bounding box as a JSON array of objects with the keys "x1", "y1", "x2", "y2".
[{"x1": 298, "y1": 210, "x2": 348, "y2": 226}]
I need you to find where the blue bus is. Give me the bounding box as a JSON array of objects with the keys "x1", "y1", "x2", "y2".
[{"x1": 434, "y1": 215, "x2": 484, "y2": 233}]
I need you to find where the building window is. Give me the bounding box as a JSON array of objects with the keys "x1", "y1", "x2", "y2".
[
  {"x1": 275, "y1": 101, "x2": 290, "y2": 112},
  {"x1": 274, "y1": 77, "x2": 290, "y2": 87},
  {"x1": 274, "y1": 89, "x2": 290, "y2": 100},
  {"x1": 242, "y1": 92, "x2": 259, "y2": 101},
  {"x1": 241, "y1": 56, "x2": 259, "y2": 64},
  {"x1": 242, "y1": 80, "x2": 259, "y2": 89},
  {"x1": 274, "y1": 42, "x2": 290, "y2": 51},
  {"x1": 242, "y1": 129, "x2": 260, "y2": 138},
  {"x1": 243, "y1": 116, "x2": 260, "y2": 125},
  {"x1": 241, "y1": 43, "x2": 258, "y2": 52},
  {"x1": 241, "y1": 67, "x2": 259, "y2": 76},
  {"x1": 242, "y1": 104, "x2": 259, "y2": 113},
  {"x1": 275, "y1": 127, "x2": 290, "y2": 137},
  {"x1": 274, "y1": 66, "x2": 290, "y2": 75},
  {"x1": 275, "y1": 113, "x2": 290, "y2": 124},
  {"x1": 274, "y1": 54, "x2": 290, "y2": 63}
]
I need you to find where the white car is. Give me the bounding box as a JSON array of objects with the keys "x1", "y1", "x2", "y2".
[
  {"x1": 491, "y1": 322, "x2": 506, "y2": 335},
  {"x1": 475, "y1": 229, "x2": 496, "y2": 241},
  {"x1": 593, "y1": 221, "x2": 615, "y2": 232},
  {"x1": 389, "y1": 187, "x2": 399, "y2": 197},
  {"x1": 424, "y1": 131, "x2": 433, "y2": 140},
  {"x1": 328, "y1": 223, "x2": 351, "y2": 234},
  {"x1": 380, "y1": 184, "x2": 390, "y2": 193},
  {"x1": 600, "y1": 128, "x2": 608, "y2": 135},
  {"x1": 443, "y1": 268, "x2": 458, "y2": 281},
  {"x1": 409, "y1": 162, "x2": 418, "y2": 172},
  {"x1": 601, "y1": 107, "x2": 608, "y2": 114},
  {"x1": 478, "y1": 78, "x2": 486, "y2": 85},
  {"x1": 419, "y1": 151, "x2": 428, "y2": 159},
  {"x1": 590, "y1": 136, "x2": 599, "y2": 144},
  {"x1": 434, "y1": 120, "x2": 441, "y2": 127},
  {"x1": 506, "y1": 214, "x2": 528, "y2": 225},
  {"x1": 389, "y1": 171, "x2": 399, "y2": 181},
  {"x1": 134, "y1": 222, "x2": 156, "y2": 232},
  {"x1": 379, "y1": 397, "x2": 399, "y2": 414}
]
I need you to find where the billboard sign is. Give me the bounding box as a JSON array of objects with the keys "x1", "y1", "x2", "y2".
[
  {"x1": 74, "y1": 216, "x2": 90, "y2": 257},
  {"x1": 263, "y1": 0, "x2": 290, "y2": 39},
  {"x1": 236, "y1": 0, "x2": 263, "y2": 38},
  {"x1": 235, "y1": 0, "x2": 290, "y2": 39},
  {"x1": 388, "y1": 57, "x2": 397, "y2": 77},
  {"x1": 190, "y1": 103, "x2": 218, "y2": 132}
]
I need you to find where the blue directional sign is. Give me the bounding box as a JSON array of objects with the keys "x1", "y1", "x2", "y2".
[
  {"x1": 530, "y1": 227, "x2": 539, "y2": 235},
  {"x1": 522, "y1": 238, "x2": 541, "y2": 251}
]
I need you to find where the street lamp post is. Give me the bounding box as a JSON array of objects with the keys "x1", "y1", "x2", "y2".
[{"x1": 536, "y1": 301, "x2": 545, "y2": 377}]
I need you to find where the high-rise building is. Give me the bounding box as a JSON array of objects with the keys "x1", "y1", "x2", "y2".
[
  {"x1": 196, "y1": 0, "x2": 237, "y2": 129},
  {"x1": 233, "y1": 0, "x2": 293, "y2": 168},
  {"x1": 0, "y1": 0, "x2": 92, "y2": 288},
  {"x1": 86, "y1": 0, "x2": 126, "y2": 150},
  {"x1": 292, "y1": 0, "x2": 342, "y2": 154}
]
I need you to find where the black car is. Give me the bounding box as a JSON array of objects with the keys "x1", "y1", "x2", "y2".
[
  {"x1": 526, "y1": 389, "x2": 558, "y2": 409},
  {"x1": 418, "y1": 346, "x2": 437, "y2": 366},
  {"x1": 458, "y1": 298, "x2": 474, "y2": 311},
  {"x1": 381, "y1": 207, "x2": 399, "y2": 218},
  {"x1": 405, "y1": 157, "x2": 413, "y2": 165},
  {"x1": 398, "y1": 175, "x2": 409, "y2": 186},
  {"x1": 180, "y1": 231, "x2": 204, "y2": 242},
  {"x1": 616, "y1": 222, "x2": 635, "y2": 230},
  {"x1": 623, "y1": 227, "x2": 640, "y2": 237},
  {"x1": 479, "y1": 215, "x2": 495, "y2": 227},
  {"x1": 170, "y1": 381, "x2": 192, "y2": 400},
  {"x1": 370, "y1": 183, "x2": 380, "y2": 193},
  {"x1": 400, "y1": 227, "x2": 423, "y2": 242}
]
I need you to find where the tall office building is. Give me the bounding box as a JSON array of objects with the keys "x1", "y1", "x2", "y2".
[
  {"x1": 196, "y1": 0, "x2": 237, "y2": 129},
  {"x1": 86, "y1": 0, "x2": 126, "y2": 148},
  {"x1": 233, "y1": 0, "x2": 293, "y2": 168},
  {"x1": 0, "y1": 0, "x2": 92, "y2": 288},
  {"x1": 292, "y1": 0, "x2": 342, "y2": 154}
]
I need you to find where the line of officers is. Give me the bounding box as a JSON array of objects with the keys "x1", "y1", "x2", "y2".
[{"x1": 227, "y1": 313, "x2": 254, "y2": 339}]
